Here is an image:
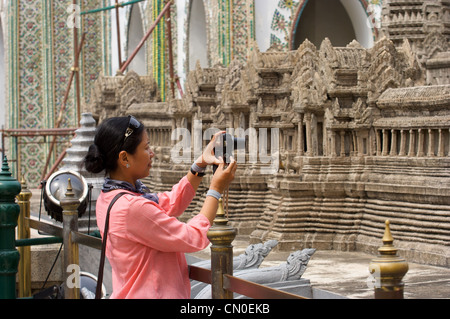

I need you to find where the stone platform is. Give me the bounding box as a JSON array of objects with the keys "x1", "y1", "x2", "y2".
[
  {"x1": 188, "y1": 237, "x2": 450, "y2": 299},
  {"x1": 27, "y1": 189, "x2": 450, "y2": 299}
]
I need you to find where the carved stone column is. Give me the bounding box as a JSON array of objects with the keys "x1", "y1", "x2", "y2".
[
  {"x1": 428, "y1": 129, "x2": 435, "y2": 157},
  {"x1": 305, "y1": 113, "x2": 312, "y2": 156},
  {"x1": 417, "y1": 129, "x2": 424, "y2": 157},
  {"x1": 408, "y1": 129, "x2": 416, "y2": 157},
  {"x1": 448, "y1": 128, "x2": 450, "y2": 157},
  {"x1": 340, "y1": 131, "x2": 346, "y2": 157},
  {"x1": 376, "y1": 130, "x2": 381, "y2": 156},
  {"x1": 171, "y1": 119, "x2": 176, "y2": 146},
  {"x1": 390, "y1": 129, "x2": 397, "y2": 156},
  {"x1": 399, "y1": 130, "x2": 406, "y2": 156},
  {"x1": 382, "y1": 129, "x2": 389, "y2": 156},
  {"x1": 438, "y1": 129, "x2": 444, "y2": 157},
  {"x1": 330, "y1": 131, "x2": 337, "y2": 157},
  {"x1": 351, "y1": 131, "x2": 357, "y2": 156},
  {"x1": 297, "y1": 115, "x2": 304, "y2": 156},
  {"x1": 158, "y1": 128, "x2": 163, "y2": 146}
]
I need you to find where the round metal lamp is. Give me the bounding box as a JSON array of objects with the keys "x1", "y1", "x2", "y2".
[{"x1": 43, "y1": 170, "x2": 88, "y2": 222}]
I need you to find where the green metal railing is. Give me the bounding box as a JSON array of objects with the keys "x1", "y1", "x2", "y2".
[
  {"x1": 0, "y1": 156, "x2": 102, "y2": 299},
  {"x1": 0, "y1": 156, "x2": 22, "y2": 299}
]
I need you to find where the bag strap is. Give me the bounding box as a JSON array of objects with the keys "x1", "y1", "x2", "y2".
[{"x1": 95, "y1": 192, "x2": 129, "y2": 299}]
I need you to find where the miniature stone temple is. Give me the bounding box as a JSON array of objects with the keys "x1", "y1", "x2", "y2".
[
  {"x1": 3, "y1": 0, "x2": 449, "y2": 271},
  {"x1": 86, "y1": 34, "x2": 449, "y2": 267}
]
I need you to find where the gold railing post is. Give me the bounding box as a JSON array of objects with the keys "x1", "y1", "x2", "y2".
[
  {"x1": 60, "y1": 178, "x2": 80, "y2": 299},
  {"x1": 369, "y1": 220, "x2": 409, "y2": 299},
  {"x1": 17, "y1": 177, "x2": 32, "y2": 297},
  {"x1": 207, "y1": 198, "x2": 236, "y2": 299}
]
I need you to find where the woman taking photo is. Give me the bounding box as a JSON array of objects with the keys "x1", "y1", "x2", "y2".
[{"x1": 84, "y1": 115, "x2": 237, "y2": 299}]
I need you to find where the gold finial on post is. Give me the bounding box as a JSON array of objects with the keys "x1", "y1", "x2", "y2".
[
  {"x1": 207, "y1": 198, "x2": 236, "y2": 299},
  {"x1": 65, "y1": 178, "x2": 74, "y2": 197},
  {"x1": 378, "y1": 220, "x2": 395, "y2": 254},
  {"x1": 61, "y1": 177, "x2": 81, "y2": 299},
  {"x1": 212, "y1": 197, "x2": 228, "y2": 226},
  {"x1": 369, "y1": 220, "x2": 409, "y2": 299},
  {"x1": 17, "y1": 176, "x2": 32, "y2": 298}
]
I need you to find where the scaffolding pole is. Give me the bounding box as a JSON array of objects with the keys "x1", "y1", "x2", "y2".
[
  {"x1": 117, "y1": 0, "x2": 173, "y2": 75},
  {"x1": 40, "y1": 31, "x2": 86, "y2": 183},
  {"x1": 115, "y1": 0, "x2": 124, "y2": 69},
  {"x1": 80, "y1": 0, "x2": 146, "y2": 16},
  {"x1": 166, "y1": 0, "x2": 175, "y2": 98}
]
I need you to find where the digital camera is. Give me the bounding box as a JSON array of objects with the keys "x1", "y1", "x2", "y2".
[{"x1": 213, "y1": 133, "x2": 245, "y2": 173}]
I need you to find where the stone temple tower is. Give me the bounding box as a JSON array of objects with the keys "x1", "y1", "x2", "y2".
[
  {"x1": 61, "y1": 112, "x2": 104, "y2": 232},
  {"x1": 380, "y1": 0, "x2": 449, "y2": 85}
]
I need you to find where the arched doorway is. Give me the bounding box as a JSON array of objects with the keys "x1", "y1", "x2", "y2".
[
  {"x1": 127, "y1": 4, "x2": 146, "y2": 75},
  {"x1": 291, "y1": 0, "x2": 374, "y2": 49},
  {"x1": 188, "y1": 0, "x2": 208, "y2": 71}
]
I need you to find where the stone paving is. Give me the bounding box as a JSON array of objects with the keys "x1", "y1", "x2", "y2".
[
  {"x1": 28, "y1": 189, "x2": 450, "y2": 299},
  {"x1": 189, "y1": 238, "x2": 450, "y2": 299}
]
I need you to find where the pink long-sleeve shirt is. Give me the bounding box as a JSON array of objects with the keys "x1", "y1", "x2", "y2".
[{"x1": 95, "y1": 176, "x2": 211, "y2": 299}]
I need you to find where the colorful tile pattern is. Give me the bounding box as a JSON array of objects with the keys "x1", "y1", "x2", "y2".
[
  {"x1": 7, "y1": 0, "x2": 108, "y2": 186},
  {"x1": 81, "y1": 0, "x2": 106, "y2": 105},
  {"x1": 5, "y1": 0, "x2": 382, "y2": 186},
  {"x1": 231, "y1": 0, "x2": 254, "y2": 63},
  {"x1": 17, "y1": 0, "x2": 46, "y2": 182},
  {"x1": 270, "y1": 0, "x2": 300, "y2": 49},
  {"x1": 151, "y1": 0, "x2": 167, "y2": 101}
]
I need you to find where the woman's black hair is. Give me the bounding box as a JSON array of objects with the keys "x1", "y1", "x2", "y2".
[{"x1": 84, "y1": 116, "x2": 145, "y2": 174}]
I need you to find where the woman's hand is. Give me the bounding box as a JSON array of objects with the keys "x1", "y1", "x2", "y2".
[
  {"x1": 209, "y1": 156, "x2": 237, "y2": 194},
  {"x1": 194, "y1": 131, "x2": 225, "y2": 168},
  {"x1": 200, "y1": 157, "x2": 237, "y2": 225}
]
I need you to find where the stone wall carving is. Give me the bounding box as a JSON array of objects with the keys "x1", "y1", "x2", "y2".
[
  {"x1": 86, "y1": 2, "x2": 450, "y2": 266},
  {"x1": 86, "y1": 71, "x2": 160, "y2": 122},
  {"x1": 380, "y1": 0, "x2": 449, "y2": 62}
]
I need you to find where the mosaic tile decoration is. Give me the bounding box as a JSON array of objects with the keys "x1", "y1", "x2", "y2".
[
  {"x1": 17, "y1": 0, "x2": 46, "y2": 182},
  {"x1": 218, "y1": 0, "x2": 232, "y2": 66},
  {"x1": 19, "y1": 0, "x2": 43, "y2": 130},
  {"x1": 270, "y1": 0, "x2": 300, "y2": 49},
  {"x1": 231, "y1": 0, "x2": 254, "y2": 63},
  {"x1": 216, "y1": 0, "x2": 255, "y2": 65},
  {"x1": 6, "y1": 1, "x2": 20, "y2": 175},
  {"x1": 141, "y1": 0, "x2": 179, "y2": 101},
  {"x1": 53, "y1": 0, "x2": 75, "y2": 129},
  {"x1": 81, "y1": 0, "x2": 106, "y2": 105},
  {"x1": 7, "y1": 0, "x2": 108, "y2": 186},
  {"x1": 151, "y1": 0, "x2": 167, "y2": 101},
  {"x1": 366, "y1": 0, "x2": 382, "y2": 29}
]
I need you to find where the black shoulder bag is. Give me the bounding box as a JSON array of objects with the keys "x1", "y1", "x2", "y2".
[{"x1": 95, "y1": 192, "x2": 130, "y2": 299}]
